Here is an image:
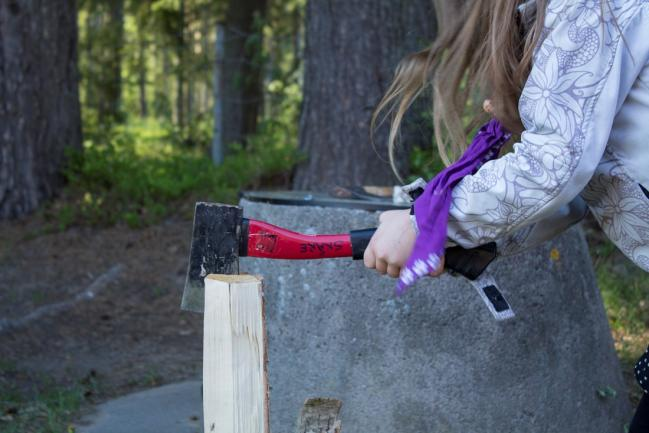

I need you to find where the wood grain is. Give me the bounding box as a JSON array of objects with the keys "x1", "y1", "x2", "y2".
[
  {"x1": 296, "y1": 398, "x2": 342, "y2": 433},
  {"x1": 203, "y1": 274, "x2": 268, "y2": 433}
]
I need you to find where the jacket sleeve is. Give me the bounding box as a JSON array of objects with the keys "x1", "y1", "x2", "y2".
[
  {"x1": 447, "y1": 1, "x2": 649, "y2": 248},
  {"x1": 496, "y1": 196, "x2": 588, "y2": 256}
]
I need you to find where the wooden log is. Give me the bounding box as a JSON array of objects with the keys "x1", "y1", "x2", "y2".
[
  {"x1": 296, "y1": 398, "x2": 342, "y2": 433},
  {"x1": 203, "y1": 274, "x2": 268, "y2": 433}
]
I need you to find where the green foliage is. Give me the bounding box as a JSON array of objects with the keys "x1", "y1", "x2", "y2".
[
  {"x1": 0, "y1": 378, "x2": 95, "y2": 433},
  {"x1": 55, "y1": 118, "x2": 300, "y2": 228},
  {"x1": 78, "y1": 0, "x2": 127, "y2": 126},
  {"x1": 592, "y1": 236, "x2": 649, "y2": 370},
  {"x1": 599, "y1": 261, "x2": 649, "y2": 336},
  {"x1": 68, "y1": 0, "x2": 306, "y2": 229},
  {"x1": 65, "y1": 0, "x2": 306, "y2": 229},
  {"x1": 407, "y1": 145, "x2": 446, "y2": 182}
]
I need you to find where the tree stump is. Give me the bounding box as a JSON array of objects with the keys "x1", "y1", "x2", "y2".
[{"x1": 296, "y1": 398, "x2": 342, "y2": 433}]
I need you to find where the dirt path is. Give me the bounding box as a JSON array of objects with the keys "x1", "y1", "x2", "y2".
[{"x1": 0, "y1": 212, "x2": 203, "y2": 398}]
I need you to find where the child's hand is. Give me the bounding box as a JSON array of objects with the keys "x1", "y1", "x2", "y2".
[{"x1": 363, "y1": 209, "x2": 445, "y2": 278}]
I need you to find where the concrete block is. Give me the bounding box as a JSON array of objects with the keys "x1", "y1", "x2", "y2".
[{"x1": 240, "y1": 198, "x2": 630, "y2": 433}]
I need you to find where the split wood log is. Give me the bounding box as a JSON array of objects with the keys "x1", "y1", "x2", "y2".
[
  {"x1": 203, "y1": 274, "x2": 268, "y2": 433},
  {"x1": 296, "y1": 398, "x2": 343, "y2": 433}
]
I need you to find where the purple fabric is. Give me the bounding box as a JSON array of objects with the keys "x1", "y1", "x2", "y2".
[{"x1": 396, "y1": 119, "x2": 511, "y2": 294}]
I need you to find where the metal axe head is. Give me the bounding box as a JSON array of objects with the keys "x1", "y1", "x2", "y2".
[{"x1": 181, "y1": 202, "x2": 243, "y2": 313}]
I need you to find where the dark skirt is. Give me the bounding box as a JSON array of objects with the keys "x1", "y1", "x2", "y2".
[
  {"x1": 636, "y1": 347, "x2": 649, "y2": 394},
  {"x1": 630, "y1": 348, "x2": 649, "y2": 433}
]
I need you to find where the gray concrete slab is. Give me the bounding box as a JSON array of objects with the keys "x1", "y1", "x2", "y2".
[
  {"x1": 240, "y1": 198, "x2": 631, "y2": 433},
  {"x1": 75, "y1": 380, "x2": 202, "y2": 433}
]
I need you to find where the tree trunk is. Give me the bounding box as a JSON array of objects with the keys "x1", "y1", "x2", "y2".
[
  {"x1": 0, "y1": 0, "x2": 82, "y2": 218},
  {"x1": 187, "y1": 71, "x2": 194, "y2": 130},
  {"x1": 294, "y1": 0, "x2": 436, "y2": 191},
  {"x1": 176, "y1": 0, "x2": 185, "y2": 131},
  {"x1": 221, "y1": 0, "x2": 268, "y2": 148},
  {"x1": 201, "y1": 14, "x2": 212, "y2": 114},
  {"x1": 97, "y1": 0, "x2": 124, "y2": 124},
  {"x1": 109, "y1": 0, "x2": 123, "y2": 120},
  {"x1": 160, "y1": 48, "x2": 172, "y2": 119},
  {"x1": 138, "y1": 32, "x2": 148, "y2": 118},
  {"x1": 212, "y1": 24, "x2": 225, "y2": 165},
  {"x1": 84, "y1": 8, "x2": 98, "y2": 113}
]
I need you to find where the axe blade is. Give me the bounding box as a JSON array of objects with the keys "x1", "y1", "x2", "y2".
[{"x1": 181, "y1": 202, "x2": 243, "y2": 313}]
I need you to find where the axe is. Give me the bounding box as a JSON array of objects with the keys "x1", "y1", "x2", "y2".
[{"x1": 181, "y1": 202, "x2": 500, "y2": 314}]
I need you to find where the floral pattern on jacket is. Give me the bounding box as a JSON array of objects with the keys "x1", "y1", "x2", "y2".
[{"x1": 447, "y1": 0, "x2": 649, "y2": 272}]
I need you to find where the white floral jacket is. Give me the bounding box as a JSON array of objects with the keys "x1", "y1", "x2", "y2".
[{"x1": 447, "y1": 0, "x2": 649, "y2": 271}]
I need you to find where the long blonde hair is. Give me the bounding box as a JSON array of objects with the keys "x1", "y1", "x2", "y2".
[{"x1": 373, "y1": 0, "x2": 547, "y2": 177}]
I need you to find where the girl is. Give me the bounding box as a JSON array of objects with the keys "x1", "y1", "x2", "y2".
[{"x1": 363, "y1": 0, "x2": 649, "y2": 430}]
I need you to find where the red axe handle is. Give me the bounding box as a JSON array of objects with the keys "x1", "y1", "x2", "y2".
[
  {"x1": 241, "y1": 218, "x2": 360, "y2": 259},
  {"x1": 240, "y1": 218, "x2": 497, "y2": 280}
]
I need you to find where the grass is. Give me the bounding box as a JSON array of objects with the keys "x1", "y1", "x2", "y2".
[
  {"x1": 600, "y1": 265, "x2": 649, "y2": 359},
  {"x1": 588, "y1": 229, "x2": 649, "y2": 406},
  {"x1": 0, "y1": 370, "x2": 100, "y2": 433},
  {"x1": 0, "y1": 386, "x2": 83, "y2": 433}
]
